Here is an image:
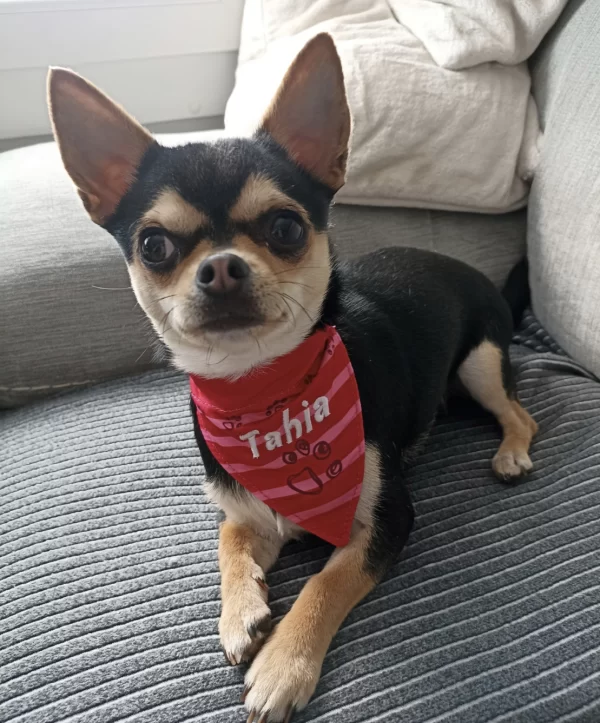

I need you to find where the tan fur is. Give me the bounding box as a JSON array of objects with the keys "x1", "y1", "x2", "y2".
[
  {"x1": 230, "y1": 175, "x2": 308, "y2": 224},
  {"x1": 139, "y1": 188, "x2": 208, "y2": 237},
  {"x1": 212, "y1": 444, "x2": 382, "y2": 717},
  {"x1": 458, "y1": 340, "x2": 538, "y2": 479},
  {"x1": 354, "y1": 443, "x2": 382, "y2": 529},
  {"x1": 244, "y1": 525, "x2": 377, "y2": 720},
  {"x1": 218, "y1": 520, "x2": 283, "y2": 665},
  {"x1": 126, "y1": 180, "x2": 331, "y2": 379},
  {"x1": 48, "y1": 67, "x2": 153, "y2": 224}
]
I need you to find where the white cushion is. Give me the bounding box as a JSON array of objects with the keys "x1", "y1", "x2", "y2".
[
  {"x1": 224, "y1": 0, "x2": 549, "y2": 213},
  {"x1": 390, "y1": 0, "x2": 568, "y2": 70}
]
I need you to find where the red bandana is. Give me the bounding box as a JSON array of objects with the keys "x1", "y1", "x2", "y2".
[{"x1": 190, "y1": 326, "x2": 365, "y2": 547}]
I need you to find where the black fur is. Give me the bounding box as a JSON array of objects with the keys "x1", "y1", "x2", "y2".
[
  {"x1": 105, "y1": 134, "x2": 333, "y2": 261},
  {"x1": 319, "y1": 248, "x2": 514, "y2": 576},
  {"x1": 502, "y1": 257, "x2": 530, "y2": 327},
  {"x1": 192, "y1": 245, "x2": 514, "y2": 579},
  {"x1": 105, "y1": 132, "x2": 515, "y2": 582}
]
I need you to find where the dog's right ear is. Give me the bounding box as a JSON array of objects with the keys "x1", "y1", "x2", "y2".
[{"x1": 48, "y1": 68, "x2": 154, "y2": 225}]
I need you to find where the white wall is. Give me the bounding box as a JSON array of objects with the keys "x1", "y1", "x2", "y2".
[{"x1": 0, "y1": 0, "x2": 244, "y2": 143}]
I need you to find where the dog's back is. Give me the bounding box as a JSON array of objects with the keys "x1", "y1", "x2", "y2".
[{"x1": 328, "y1": 246, "x2": 514, "y2": 449}]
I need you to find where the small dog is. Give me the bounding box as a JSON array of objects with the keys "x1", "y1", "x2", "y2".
[{"x1": 48, "y1": 33, "x2": 537, "y2": 722}]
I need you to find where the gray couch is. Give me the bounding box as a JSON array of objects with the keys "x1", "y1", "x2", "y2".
[{"x1": 2, "y1": 2, "x2": 600, "y2": 721}]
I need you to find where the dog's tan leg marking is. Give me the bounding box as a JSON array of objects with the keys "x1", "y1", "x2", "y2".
[
  {"x1": 219, "y1": 520, "x2": 283, "y2": 666},
  {"x1": 459, "y1": 340, "x2": 538, "y2": 481},
  {"x1": 244, "y1": 525, "x2": 376, "y2": 721}
]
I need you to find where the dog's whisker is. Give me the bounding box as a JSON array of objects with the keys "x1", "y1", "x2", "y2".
[
  {"x1": 250, "y1": 329, "x2": 263, "y2": 358},
  {"x1": 159, "y1": 306, "x2": 177, "y2": 338},
  {"x1": 206, "y1": 342, "x2": 215, "y2": 366},
  {"x1": 271, "y1": 292, "x2": 297, "y2": 328},
  {"x1": 206, "y1": 350, "x2": 230, "y2": 367},
  {"x1": 279, "y1": 292, "x2": 314, "y2": 323},
  {"x1": 134, "y1": 344, "x2": 153, "y2": 365},
  {"x1": 92, "y1": 284, "x2": 132, "y2": 291},
  {"x1": 279, "y1": 280, "x2": 315, "y2": 291},
  {"x1": 147, "y1": 293, "x2": 178, "y2": 307},
  {"x1": 273, "y1": 266, "x2": 327, "y2": 276}
]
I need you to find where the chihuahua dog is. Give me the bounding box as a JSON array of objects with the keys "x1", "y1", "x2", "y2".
[{"x1": 48, "y1": 33, "x2": 537, "y2": 722}]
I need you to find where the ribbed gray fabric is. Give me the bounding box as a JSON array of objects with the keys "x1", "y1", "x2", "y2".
[{"x1": 2, "y1": 322, "x2": 600, "y2": 722}]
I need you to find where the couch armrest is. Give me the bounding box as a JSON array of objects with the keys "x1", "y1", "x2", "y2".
[{"x1": 527, "y1": 0, "x2": 600, "y2": 379}]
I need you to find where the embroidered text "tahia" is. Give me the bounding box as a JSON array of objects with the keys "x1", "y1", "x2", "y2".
[{"x1": 239, "y1": 396, "x2": 330, "y2": 458}]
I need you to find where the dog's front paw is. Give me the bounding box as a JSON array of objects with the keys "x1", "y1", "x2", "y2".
[
  {"x1": 243, "y1": 626, "x2": 321, "y2": 722},
  {"x1": 493, "y1": 449, "x2": 533, "y2": 482},
  {"x1": 219, "y1": 567, "x2": 271, "y2": 666}
]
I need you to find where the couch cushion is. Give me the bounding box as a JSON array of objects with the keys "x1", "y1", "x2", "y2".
[
  {"x1": 0, "y1": 134, "x2": 525, "y2": 408},
  {"x1": 329, "y1": 204, "x2": 525, "y2": 289},
  {"x1": 2, "y1": 333, "x2": 600, "y2": 722},
  {"x1": 527, "y1": 0, "x2": 600, "y2": 379},
  {"x1": 225, "y1": 0, "x2": 539, "y2": 213},
  {"x1": 0, "y1": 141, "x2": 162, "y2": 409}
]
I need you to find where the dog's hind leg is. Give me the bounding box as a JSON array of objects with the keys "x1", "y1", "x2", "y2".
[{"x1": 458, "y1": 340, "x2": 538, "y2": 482}]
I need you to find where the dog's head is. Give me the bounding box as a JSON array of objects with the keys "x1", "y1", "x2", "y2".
[{"x1": 48, "y1": 34, "x2": 350, "y2": 378}]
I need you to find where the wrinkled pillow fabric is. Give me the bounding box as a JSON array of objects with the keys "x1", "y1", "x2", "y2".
[
  {"x1": 225, "y1": 0, "x2": 546, "y2": 213},
  {"x1": 389, "y1": 0, "x2": 568, "y2": 70}
]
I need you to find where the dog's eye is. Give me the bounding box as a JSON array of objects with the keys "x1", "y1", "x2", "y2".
[
  {"x1": 140, "y1": 231, "x2": 177, "y2": 266},
  {"x1": 269, "y1": 213, "x2": 305, "y2": 249}
]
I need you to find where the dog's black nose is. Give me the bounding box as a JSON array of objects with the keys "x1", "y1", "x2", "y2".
[{"x1": 196, "y1": 253, "x2": 250, "y2": 295}]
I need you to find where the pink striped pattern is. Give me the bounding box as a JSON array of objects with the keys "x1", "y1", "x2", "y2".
[
  {"x1": 191, "y1": 331, "x2": 343, "y2": 428},
  {"x1": 201, "y1": 362, "x2": 355, "y2": 453},
  {"x1": 225, "y1": 400, "x2": 362, "y2": 475},
  {"x1": 288, "y1": 478, "x2": 363, "y2": 524},
  {"x1": 254, "y1": 439, "x2": 365, "y2": 501}
]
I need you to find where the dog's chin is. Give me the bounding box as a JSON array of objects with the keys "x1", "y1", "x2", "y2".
[
  {"x1": 162, "y1": 310, "x2": 308, "y2": 380},
  {"x1": 177, "y1": 309, "x2": 279, "y2": 340},
  {"x1": 198, "y1": 314, "x2": 265, "y2": 334}
]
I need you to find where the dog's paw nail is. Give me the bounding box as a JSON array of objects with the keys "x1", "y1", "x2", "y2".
[
  {"x1": 258, "y1": 714, "x2": 269, "y2": 723},
  {"x1": 493, "y1": 450, "x2": 533, "y2": 482},
  {"x1": 284, "y1": 705, "x2": 296, "y2": 723},
  {"x1": 220, "y1": 579, "x2": 272, "y2": 665},
  {"x1": 256, "y1": 578, "x2": 269, "y2": 594},
  {"x1": 241, "y1": 685, "x2": 251, "y2": 703},
  {"x1": 247, "y1": 712, "x2": 257, "y2": 723}
]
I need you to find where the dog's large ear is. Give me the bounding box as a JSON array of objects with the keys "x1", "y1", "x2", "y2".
[
  {"x1": 261, "y1": 33, "x2": 351, "y2": 192},
  {"x1": 48, "y1": 68, "x2": 154, "y2": 224}
]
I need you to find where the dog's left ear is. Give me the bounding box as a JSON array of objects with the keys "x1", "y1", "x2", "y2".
[
  {"x1": 48, "y1": 68, "x2": 154, "y2": 225},
  {"x1": 261, "y1": 33, "x2": 351, "y2": 192}
]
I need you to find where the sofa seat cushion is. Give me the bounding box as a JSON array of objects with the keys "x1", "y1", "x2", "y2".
[{"x1": 2, "y1": 322, "x2": 600, "y2": 722}]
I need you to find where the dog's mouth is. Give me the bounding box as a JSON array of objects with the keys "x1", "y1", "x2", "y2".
[
  {"x1": 174, "y1": 295, "x2": 278, "y2": 338},
  {"x1": 199, "y1": 311, "x2": 266, "y2": 333}
]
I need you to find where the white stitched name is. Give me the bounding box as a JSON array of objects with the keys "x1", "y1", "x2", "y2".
[{"x1": 239, "y1": 396, "x2": 330, "y2": 459}]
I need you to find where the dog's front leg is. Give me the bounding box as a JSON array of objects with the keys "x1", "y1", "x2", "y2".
[
  {"x1": 243, "y1": 523, "x2": 390, "y2": 722},
  {"x1": 219, "y1": 519, "x2": 283, "y2": 665}
]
